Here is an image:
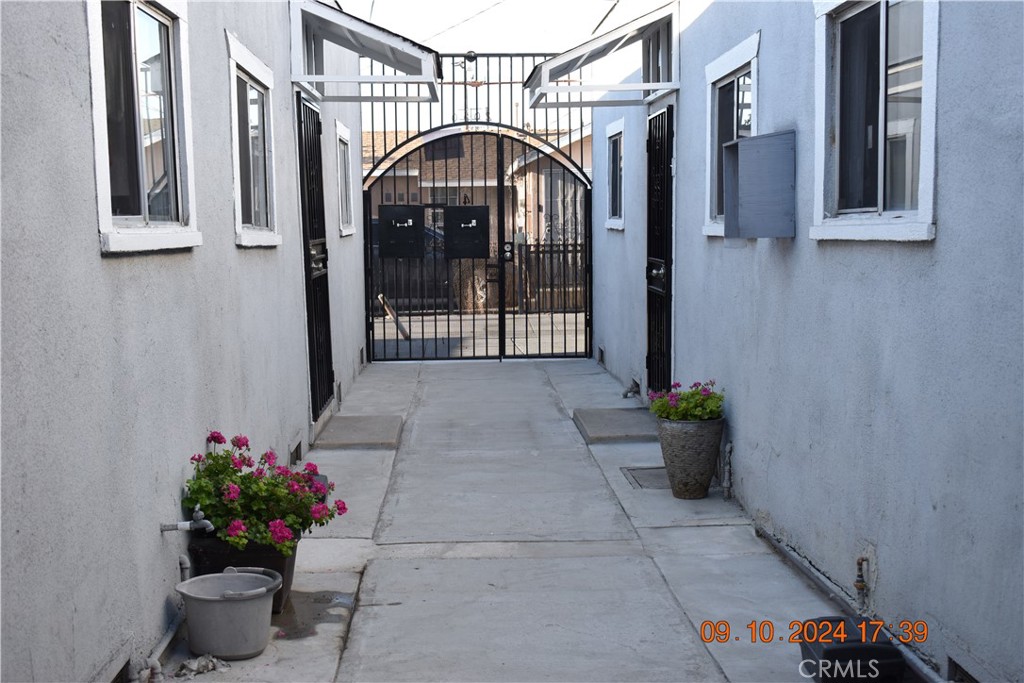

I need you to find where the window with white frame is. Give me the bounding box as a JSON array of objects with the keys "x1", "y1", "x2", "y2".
[
  {"x1": 608, "y1": 132, "x2": 623, "y2": 221},
  {"x1": 713, "y1": 68, "x2": 752, "y2": 217},
  {"x1": 812, "y1": 0, "x2": 935, "y2": 241},
  {"x1": 836, "y1": 1, "x2": 922, "y2": 213},
  {"x1": 91, "y1": 0, "x2": 197, "y2": 252},
  {"x1": 102, "y1": 2, "x2": 180, "y2": 223},
  {"x1": 337, "y1": 121, "x2": 354, "y2": 236},
  {"x1": 227, "y1": 32, "x2": 278, "y2": 247},
  {"x1": 702, "y1": 32, "x2": 759, "y2": 236}
]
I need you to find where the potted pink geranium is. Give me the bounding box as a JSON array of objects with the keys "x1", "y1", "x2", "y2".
[
  {"x1": 648, "y1": 380, "x2": 725, "y2": 499},
  {"x1": 183, "y1": 431, "x2": 347, "y2": 612}
]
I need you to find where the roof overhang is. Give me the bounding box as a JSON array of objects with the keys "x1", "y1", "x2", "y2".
[
  {"x1": 524, "y1": 3, "x2": 677, "y2": 108},
  {"x1": 290, "y1": 1, "x2": 441, "y2": 103}
]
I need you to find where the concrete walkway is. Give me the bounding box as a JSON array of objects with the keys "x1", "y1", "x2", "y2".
[{"x1": 166, "y1": 360, "x2": 838, "y2": 682}]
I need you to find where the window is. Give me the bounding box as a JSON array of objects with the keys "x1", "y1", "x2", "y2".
[
  {"x1": 337, "y1": 121, "x2": 354, "y2": 236},
  {"x1": 714, "y1": 69, "x2": 752, "y2": 217},
  {"x1": 91, "y1": 0, "x2": 197, "y2": 252},
  {"x1": 608, "y1": 133, "x2": 623, "y2": 221},
  {"x1": 103, "y1": 2, "x2": 178, "y2": 222},
  {"x1": 227, "y1": 32, "x2": 278, "y2": 247},
  {"x1": 236, "y1": 74, "x2": 269, "y2": 227},
  {"x1": 702, "y1": 32, "x2": 759, "y2": 236},
  {"x1": 836, "y1": 1, "x2": 922, "y2": 213},
  {"x1": 812, "y1": 0, "x2": 935, "y2": 241},
  {"x1": 428, "y1": 188, "x2": 459, "y2": 206}
]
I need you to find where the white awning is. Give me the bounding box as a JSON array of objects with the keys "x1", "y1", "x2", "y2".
[
  {"x1": 290, "y1": 0, "x2": 441, "y2": 103},
  {"x1": 524, "y1": 3, "x2": 677, "y2": 109}
]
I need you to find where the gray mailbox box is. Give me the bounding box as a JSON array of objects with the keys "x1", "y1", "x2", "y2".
[{"x1": 723, "y1": 130, "x2": 796, "y2": 239}]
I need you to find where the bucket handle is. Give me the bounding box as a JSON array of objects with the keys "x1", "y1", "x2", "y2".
[{"x1": 220, "y1": 566, "x2": 283, "y2": 600}]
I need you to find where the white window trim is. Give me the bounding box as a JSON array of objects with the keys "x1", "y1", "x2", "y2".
[
  {"x1": 810, "y1": 1, "x2": 937, "y2": 242},
  {"x1": 703, "y1": 31, "x2": 760, "y2": 238},
  {"x1": 605, "y1": 118, "x2": 624, "y2": 230},
  {"x1": 336, "y1": 120, "x2": 356, "y2": 236},
  {"x1": 87, "y1": 0, "x2": 200, "y2": 253},
  {"x1": 226, "y1": 31, "x2": 281, "y2": 248}
]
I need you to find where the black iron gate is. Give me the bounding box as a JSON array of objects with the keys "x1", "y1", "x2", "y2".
[
  {"x1": 366, "y1": 129, "x2": 591, "y2": 360},
  {"x1": 646, "y1": 106, "x2": 673, "y2": 391},
  {"x1": 359, "y1": 53, "x2": 592, "y2": 362},
  {"x1": 297, "y1": 95, "x2": 335, "y2": 418}
]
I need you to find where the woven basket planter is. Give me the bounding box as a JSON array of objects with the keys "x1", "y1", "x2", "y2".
[{"x1": 656, "y1": 417, "x2": 725, "y2": 499}]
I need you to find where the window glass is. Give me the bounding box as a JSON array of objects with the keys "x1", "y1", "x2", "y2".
[
  {"x1": 236, "y1": 75, "x2": 269, "y2": 228},
  {"x1": 715, "y1": 80, "x2": 735, "y2": 216},
  {"x1": 135, "y1": 7, "x2": 178, "y2": 221},
  {"x1": 608, "y1": 133, "x2": 622, "y2": 219},
  {"x1": 838, "y1": 3, "x2": 880, "y2": 211},
  {"x1": 885, "y1": 0, "x2": 922, "y2": 210},
  {"x1": 338, "y1": 137, "x2": 352, "y2": 226},
  {"x1": 102, "y1": 1, "x2": 141, "y2": 216}
]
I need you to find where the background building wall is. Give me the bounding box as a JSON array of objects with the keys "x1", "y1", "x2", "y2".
[
  {"x1": 0, "y1": 2, "x2": 365, "y2": 680},
  {"x1": 670, "y1": 2, "x2": 1023, "y2": 680}
]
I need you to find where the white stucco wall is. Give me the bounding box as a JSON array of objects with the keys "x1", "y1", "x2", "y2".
[
  {"x1": 591, "y1": 70, "x2": 650, "y2": 389},
  {"x1": 592, "y1": 1, "x2": 1022, "y2": 679},
  {"x1": 0, "y1": 2, "x2": 366, "y2": 680},
  {"x1": 667, "y1": 2, "x2": 1022, "y2": 680}
]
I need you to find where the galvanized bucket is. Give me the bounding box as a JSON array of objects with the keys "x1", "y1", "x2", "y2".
[{"x1": 176, "y1": 566, "x2": 282, "y2": 660}]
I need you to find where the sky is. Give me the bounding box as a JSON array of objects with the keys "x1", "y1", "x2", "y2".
[{"x1": 341, "y1": 0, "x2": 687, "y2": 54}]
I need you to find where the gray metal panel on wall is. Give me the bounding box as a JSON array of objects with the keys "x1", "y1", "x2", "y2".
[{"x1": 723, "y1": 130, "x2": 795, "y2": 239}]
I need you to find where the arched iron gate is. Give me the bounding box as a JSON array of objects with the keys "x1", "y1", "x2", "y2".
[{"x1": 365, "y1": 128, "x2": 591, "y2": 360}]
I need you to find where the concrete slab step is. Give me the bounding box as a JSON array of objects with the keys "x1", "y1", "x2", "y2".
[
  {"x1": 314, "y1": 414, "x2": 404, "y2": 450},
  {"x1": 572, "y1": 407, "x2": 659, "y2": 443}
]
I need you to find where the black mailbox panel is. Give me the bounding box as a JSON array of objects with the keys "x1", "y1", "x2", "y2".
[
  {"x1": 444, "y1": 206, "x2": 489, "y2": 259},
  {"x1": 379, "y1": 205, "x2": 423, "y2": 258}
]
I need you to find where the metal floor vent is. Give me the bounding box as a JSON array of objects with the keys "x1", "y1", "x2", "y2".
[{"x1": 621, "y1": 466, "x2": 671, "y2": 490}]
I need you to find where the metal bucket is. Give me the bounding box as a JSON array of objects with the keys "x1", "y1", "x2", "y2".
[{"x1": 175, "y1": 566, "x2": 282, "y2": 660}]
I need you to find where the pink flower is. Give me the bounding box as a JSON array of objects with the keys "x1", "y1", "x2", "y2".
[
  {"x1": 230, "y1": 434, "x2": 250, "y2": 449},
  {"x1": 207, "y1": 431, "x2": 226, "y2": 445},
  {"x1": 268, "y1": 519, "x2": 293, "y2": 544},
  {"x1": 226, "y1": 519, "x2": 247, "y2": 537},
  {"x1": 690, "y1": 382, "x2": 701, "y2": 390},
  {"x1": 671, "y1": 382, "x2": 682, "y2": 389},
  {"x1": 264, "y1": 450, "x2": 277, "y2": 468},
  {"x1": 311, "y1": 480, "x2": 327, "y2": 497},
  {"x1": 244, "y1": 455, "x2": 255, "y2": 468},
  {"x1": 288, "y1": 480, "x2": 304, "y2": 495},
  {"x1": 700, "y1": 387, "x2": 711, "y2": 396},
  {"x1": 668, "y1": 394, "x2": 680, "y2": 408},
  {"x1": 190, "y1": 453, "x2": 204, "y2": 464},
  {"x1": 223, "y1": 483, "x2": 240, "y2": 501},
  {"x1": 334, "y1": 500, "x2": 348, "y2": 516},
  {"x1": 303, "y1": 462, "x2": 319, "y2": 475},
  {"x1": 275, "y1": 466, "x2": 292, "y2": 477},
  {"x1": 310, "y1": 503, "x2": 330, "y2": 520},
  {"x1": 230, "y1": 454, "x2": 245, "y2": 470},
  {"x1": 253, "y1": 468, "x2": 266, "y2": 479}
]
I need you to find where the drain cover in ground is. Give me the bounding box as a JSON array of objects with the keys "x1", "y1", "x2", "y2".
[
  {"x1": 315, "y1": 415, "x2": 403, "y2": 449},
  {"x1": 621, "y1": 466, "x2": 671, "y2": 489},
  {"x1": 572, "y1": 408, "x2": 658, "y2": 443}
]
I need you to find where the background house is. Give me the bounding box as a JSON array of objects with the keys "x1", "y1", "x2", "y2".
[
  {"x1": 0, "y1": 1, "x2": 435, "y2": 680},
  {"x1": 586, "y1": 2, "x2": 1023, "y2": 680}
]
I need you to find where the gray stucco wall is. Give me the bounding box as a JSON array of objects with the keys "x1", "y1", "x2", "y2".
[
  {"x1": 591, "y1": 71, "x2": 649, "y2": 390},
  {"x1": 667, "y1": 2, "x2": 1022, "y2": 680},
  {"x1": 0, "y1": 2, "x2": 365, "y2": 680},
  {"x1": 592, "y1": 1, "x2": 1022, "y2": 679}
]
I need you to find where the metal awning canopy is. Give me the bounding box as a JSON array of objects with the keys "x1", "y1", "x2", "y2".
[
  {"x1": 290, "y1": 0, "x2": 441, "y2": 103},
  {"x1": 524, "y1": 3, "x2": 677, "y2": 108}
]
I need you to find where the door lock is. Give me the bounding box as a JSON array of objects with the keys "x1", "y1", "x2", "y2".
[{"x1": 650, "y1": 265, "x2": 665, "y2": 278}]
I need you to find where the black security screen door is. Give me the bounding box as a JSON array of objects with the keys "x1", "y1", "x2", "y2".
[
  {"x1": 297, "y1": 95, "x2": 335, "y2": 418},
  {"x1": 360, "y1": 53, "x2": 592, "y2": 361},
  {"x1": 646, "y1": 106, "x2": 673, "y2": 392},
  {"x1": 366, "y1": 130, "x2": 591, "y2": 360}
]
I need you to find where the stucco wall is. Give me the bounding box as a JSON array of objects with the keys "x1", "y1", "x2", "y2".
[
  {"x1": 0, "y1": 2, "x2": 365, "y2": 680},
  {"x1": 591, "y1": 71, "x2": 649, "y2": 389},
  {"x1": 667, "y1": 2, "x2": 1022, "y2": 680}
]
